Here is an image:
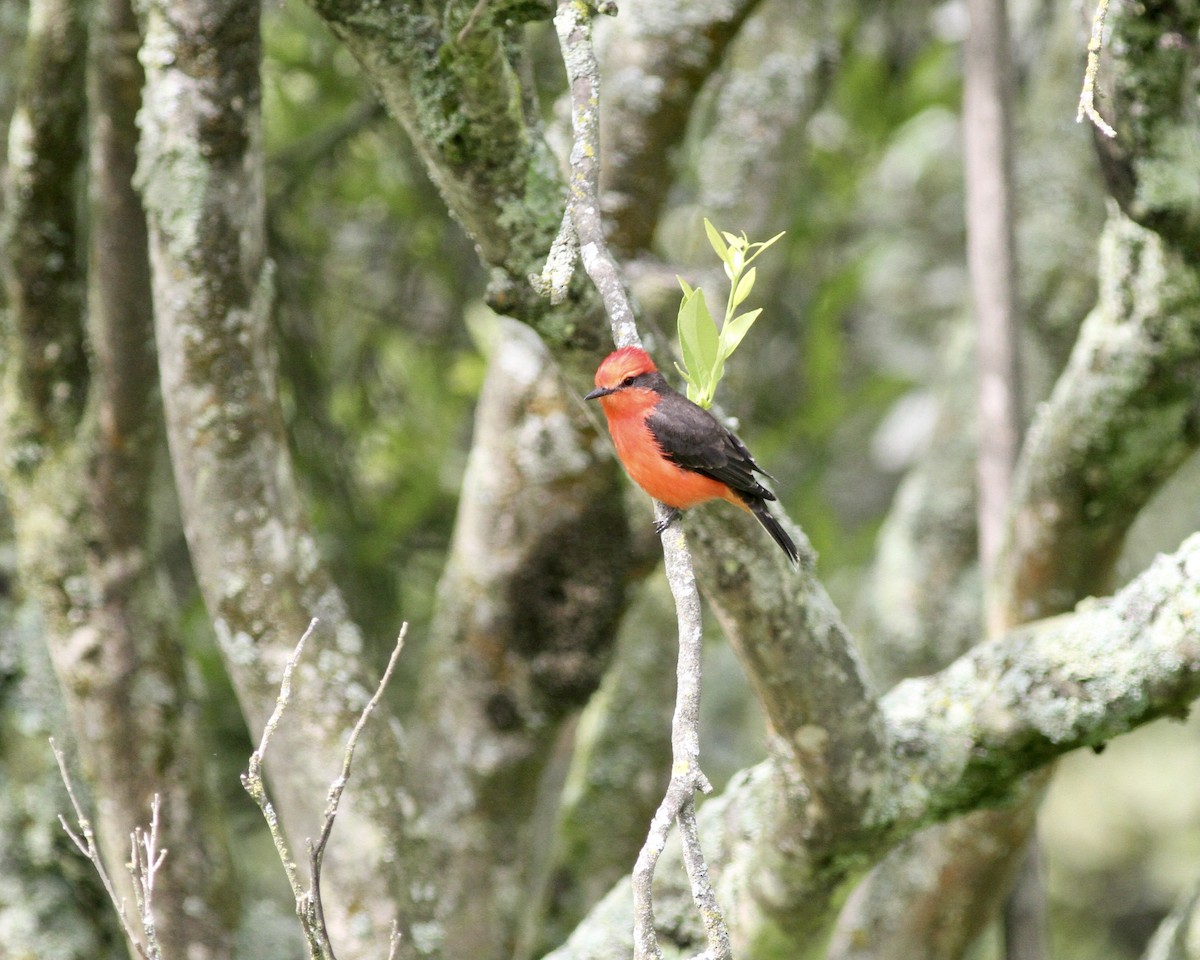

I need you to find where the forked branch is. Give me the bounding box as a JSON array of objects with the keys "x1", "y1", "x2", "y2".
[
  {"x1": 51, "y1": 738, "x2": 161, "y2": 960},
  {"x1": 241, "y1": 618, "x2": 407, "y2": 960}
]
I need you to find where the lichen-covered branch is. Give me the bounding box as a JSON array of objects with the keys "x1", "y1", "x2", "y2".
[
  {"x1": 303, "y1": 0, "x2": 600, "y2": 346},
  {"x1": 0, "y1": 0, "x2": 87, "y2": 439},
  {"x1": 405, "y1": 320, "x2": 631, "y2": 958},
  {"x1": 551, "y1": 528, "x2": 1200, "y2": 958},
  {"x1": 996, "y1": 211, "x2": 1200, "y2": 624},
  {"x1": 136, "y1": 0, "x2": 414, "y2": 952},
  {"x1": 687, "y1": 512, "x2": 884, "y2": 831},
  {"x1": 1, "y1": 0, "x2": 237, "y2": 955},
  {"x1": 1092, "y1": 0, "x2": 1200, "y2": 255}
]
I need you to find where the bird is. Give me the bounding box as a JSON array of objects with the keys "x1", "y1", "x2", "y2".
[{"x1": 585, "y1": 345, "x2": 798, "y2": 564}]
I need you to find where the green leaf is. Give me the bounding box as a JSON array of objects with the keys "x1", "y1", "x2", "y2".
[
  {"x1": 719, "y1": 308, "x2": 762, "y2": 358},
  {"x1": 703, "y1": 219, "x2": 728, "y2": 261},
  {"x1": 746, "y1": 230, "x2": 786, "y2": 264},
  {"x1": 677, "y1": 275, "x2": 694, "y2": 298},
  {"x1": 677, "y1": 287, "x2": 719, "y2": 402},
  {"x1": 732, "y1": 266, "x2": 756, "y2": 309}
]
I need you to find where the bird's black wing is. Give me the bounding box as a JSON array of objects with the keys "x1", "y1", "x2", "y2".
[{"x1": 645, "y1": 390, "x2": 776, "y2": 502}]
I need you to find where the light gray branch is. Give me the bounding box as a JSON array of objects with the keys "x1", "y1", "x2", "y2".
[
  {"x1": 1076, "y1": 0, "x2": 1116, "y2": 138},
  {"x1": 964, "y1": 0, "x2": 1020, "y2": 599},
  {"x1": 137, "y1": 0, "x2": 411, "y2": 951},
  {"x1": 553, "y1": 3, "x2": 730, "y2": 956}
]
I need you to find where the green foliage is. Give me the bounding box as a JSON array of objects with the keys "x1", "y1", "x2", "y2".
[
  {"x1": 674, "y1": 219, "x2": 784, "y2": 408},
  {"x1": 263, "y1": 0, "x2": 485, "y2": 645}
]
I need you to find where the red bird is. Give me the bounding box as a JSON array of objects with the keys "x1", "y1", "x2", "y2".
[{"x1": 585, "y1": 346, "x2": 798, "y2": 564}]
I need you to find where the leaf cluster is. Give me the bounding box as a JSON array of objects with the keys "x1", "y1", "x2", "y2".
[{"x1": 675, "y1": 219, "x2": 784, "y2": 408}]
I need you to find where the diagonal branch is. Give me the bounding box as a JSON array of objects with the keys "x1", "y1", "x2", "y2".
[
  {"x1": 136, "y1": 0, "x2": 414, "y2": 950},
  {"x1": 243, "y1": 620, "x2": 407, "y2": 960},
  {"x1": 551, "y1": 527, "x2": 1200, "y2": 958}
]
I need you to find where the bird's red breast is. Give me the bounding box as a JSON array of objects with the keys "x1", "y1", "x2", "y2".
[{"x1": 606, "y1": 409, "x2": 742, "y2": 509}]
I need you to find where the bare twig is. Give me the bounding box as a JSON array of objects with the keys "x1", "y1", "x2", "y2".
[
  {"x1": 1077, "y1": 0, "x2": 1117, "y2": 138},
  {"x1": 550, "y1": 2, "x2": 731, "y2": 957},
  {"x1": 386, "y1": 920, "x2": 402, "y2": 960},
  {"x1": 128, "y1": 795, "x2": 168, "y2": 960},
  {"x1": 241, "y1": 619, "x2": 407, "y2": 960},
  {"x1": 309, "y1": 623, "x2": 408, "y2": 954},
  {"x1": 241, "y1": 617, "x2": 317, "y2": 906},
  {"x1": 51, "y1": 737, "x2": 155, "y2": 960}
]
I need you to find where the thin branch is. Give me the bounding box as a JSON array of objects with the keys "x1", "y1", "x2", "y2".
[
  {"x1": 964, "y1": 0, "x2": 1043, "y2": 948},
  {"x1": 550, "y1": 2, "x2": 731, "y2": 957},
  {"x1": 1077, "y1": 0, "x2": 1117, "y2": 139},
  {"x1": 51, "y1": 738, "x2": 154, "y2": 960},
  {"x1": 309, "y1": 624, "x2": 408, "y2": 955},
  {"x1": 242, "y1": 620, "x2": 407, "y2": 960},
  {"x1": 241, "y1": 618, "x2": 318, "y2": 905},
  {"x1": 964, "y1": 0, "x2": 1021, "y2": 607},
  {"x1": 552, "y1": 0, "x2": 639, "y2": 349},
  {"x1": 128, "y1": 795, "x2": 167, "y2": 960}
]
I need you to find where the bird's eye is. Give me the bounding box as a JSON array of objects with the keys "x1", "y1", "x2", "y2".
[{"x1": 621, "y1": 375, "x2": 637, "y2": 387}]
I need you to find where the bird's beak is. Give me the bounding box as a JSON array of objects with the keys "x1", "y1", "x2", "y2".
[{"x1": 584, "y1": 386, "x2": 613, "y2": 400}]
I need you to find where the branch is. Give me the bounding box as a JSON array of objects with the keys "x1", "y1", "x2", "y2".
[
  {"x1": 0, "y1": 0, "x2": 87, "y2": 437},
  {"x1": 242, "y1": 620, "x2": 407, "y2": 960},
  {"x1": 51, "y1": 738, "x2": 156, "y2": 960},
  {"x1": 138, "y1": 0, "x2": 411, "y2": 947},
  {"x1": 242, "y1": 619, "x2": 318, "y2": 911},
  {"x1": 407, "y1": 318, "x2": 633, "y2": 954},
  {"x1": 963, "y1": 0, "x2": 1044, "y2": 949},
  {"x1": 552, "y1": 528, "x2": 1200, "y2": 957},
  {"x1": 996, "y1": 210, "x2": 1200, "y2": 624},
  {"x1": 303, "y1": 0, "x2": 600, "y2": 343},
  {"x1": 876, "y1": 533, "x2": 1200, "y2": 830},
  {"x1": 128, "y1": 795, "x2": 168, "y2": 960},
  {"x1": 964, "y1": 0, "x2": 1020, "y2": 603},
  {"x1": 597, "y1": 0, "x2": 765, "y2": 256},
  {"x1": 1076, "y1": 0, "x2": 1116, "y2": 139},
  {"x1": 308, "y1": 624, "x2": 407, "y2": 955},
  {"x1": 552, "y1": 2, "x2": 729, "y2": 956}
]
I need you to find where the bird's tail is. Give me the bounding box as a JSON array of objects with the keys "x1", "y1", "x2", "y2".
[{"x1": 747, "y1": 498, "x2": 799, "y2": 566}]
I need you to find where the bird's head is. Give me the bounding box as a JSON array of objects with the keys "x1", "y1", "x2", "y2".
[{"x1": 585, "y1": 347, "x2": 660, "y2": 406}]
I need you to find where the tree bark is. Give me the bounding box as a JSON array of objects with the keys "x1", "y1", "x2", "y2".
[
  {"x1": 407, "y1": 319, "x2": 632, "y2": 956},
  {"x1": 0, "y1": 0, "x2": 238, "y2": 955},
  {"x1": 136, "y1": 0, "x2": 412, "y2": 953}
]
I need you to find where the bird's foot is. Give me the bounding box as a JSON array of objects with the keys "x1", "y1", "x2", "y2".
[{"x1": 653, "y1": 507, "x2": 682, "y2": 536}]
